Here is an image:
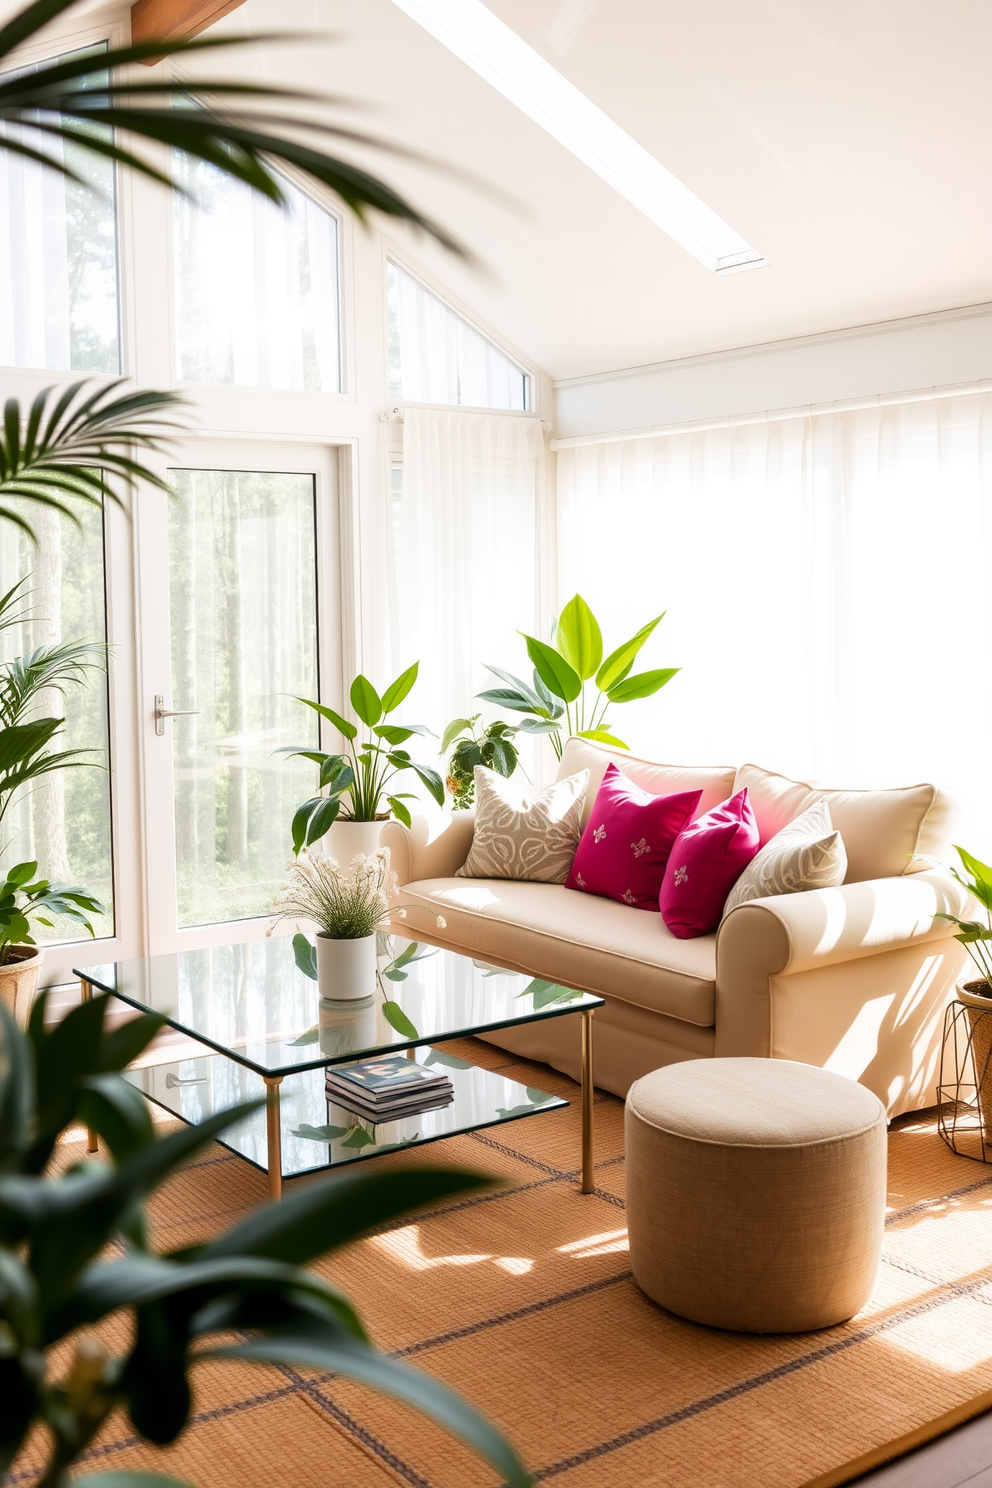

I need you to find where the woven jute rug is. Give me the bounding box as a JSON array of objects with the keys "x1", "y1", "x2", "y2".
[{"x1": 10, "y1": 1039, "x2": 992, "y2": 1488}]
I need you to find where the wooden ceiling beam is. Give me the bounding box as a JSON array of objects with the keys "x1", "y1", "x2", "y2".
[{"x1": 130, "y1": 0, "x2": 248, "y2": 61}]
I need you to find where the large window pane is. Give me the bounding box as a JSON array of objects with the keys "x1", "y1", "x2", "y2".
[
  {"x1": 174, "y1": 156, "x2": 341, "y2": 390},
  {"x1": 168, "y1": 469, "x2": 319, "y2": 927},
  {"x1": 387, "y1": 260, "x2": 529, "y2": 410},
  {"x1": 0, "y1": 48, "x2": 120, "y2": 372},
  {"x1": 0, "y1": 502, "x2": 114, "y2": 941}
]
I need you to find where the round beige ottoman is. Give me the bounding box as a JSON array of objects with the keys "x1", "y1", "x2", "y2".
[{"x1": 625, "y1": 1058, "x2": 887, "y2": 1333}]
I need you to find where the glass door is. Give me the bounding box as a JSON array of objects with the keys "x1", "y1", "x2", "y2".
[{"x1": 136, "y1": 440, "x2": 340, "y2": 954}]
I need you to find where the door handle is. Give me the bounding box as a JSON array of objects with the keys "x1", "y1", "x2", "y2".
[{"x1": 154, "y1": 694, "x2": 201, "y2": 736}]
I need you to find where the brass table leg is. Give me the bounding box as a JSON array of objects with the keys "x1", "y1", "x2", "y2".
[
  {"x1": 264, "y1": 1076, "x2": 284, "y2": 1202},
  {"x1": 580, "y1": 1008, "x2": 594, "y2": 1194},
  {"x1": 80, "y1": 978, "x2": 99, "y2": 1154}
]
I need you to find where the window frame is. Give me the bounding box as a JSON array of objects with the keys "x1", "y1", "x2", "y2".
[
  {"x1": 383, "y1": 248, "x2": 536, "y2": 414},
  {"x1": 0, "y1": 18, "x2": 127, "y2": 378}
]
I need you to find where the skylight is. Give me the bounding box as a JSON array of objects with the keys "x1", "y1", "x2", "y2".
[{"x1": 389, "y1": 0, "x2": 765, "y2": 276}]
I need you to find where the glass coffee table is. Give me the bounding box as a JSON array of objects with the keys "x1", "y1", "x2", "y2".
[{"x1": 75, "y1": 934, "x2": 603, "y2": 1201}]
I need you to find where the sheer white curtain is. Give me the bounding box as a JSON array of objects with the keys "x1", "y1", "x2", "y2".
[
  {"x1": 386, "y1": 262, "x2": 529, "y2": 410},
  {"x1": 390, "y1": 408, "x2": 545, "y2": 736},
  {"x1": 173, "y1": 155, "x2": 340, "y2": 391},
  {"x1": 557, "y1": 395, "x2": 992, "y2": 855},
  {"x1": 0, "y1": 111, "x2": 119, "y2": 372}
]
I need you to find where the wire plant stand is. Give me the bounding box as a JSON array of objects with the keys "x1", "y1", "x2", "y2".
[{"x1": 937, "y1": 996, "x2": 992, "y2": 1162}]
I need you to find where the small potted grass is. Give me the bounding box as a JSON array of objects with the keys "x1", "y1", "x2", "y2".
[{"x1": 274, "y1": 849, "x2": 445, "y2": 1002}]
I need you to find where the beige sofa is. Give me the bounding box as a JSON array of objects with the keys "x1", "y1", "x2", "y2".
[{"x1": 382, "y1": 739, "x2": 971, "y2": 1118}]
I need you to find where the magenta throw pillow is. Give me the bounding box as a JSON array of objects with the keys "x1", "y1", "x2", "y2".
[
  {"x1": 565, "y1": 762, "x2": 702, "y2": 910},
  {"x1": 659, "y1": 788, "x2": 760, "y2": 939}
]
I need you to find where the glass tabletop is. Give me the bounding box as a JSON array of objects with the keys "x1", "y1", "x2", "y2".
[
  {"x1": 76, "y1": 933, "x2": 603, "y2": 1077},
  {"x1": 126, "y1": 1045, "x2": 568, "y2": 1179}
]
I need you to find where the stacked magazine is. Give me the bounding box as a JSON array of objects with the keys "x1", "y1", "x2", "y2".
[{"x1": 325, "y1": 1054, "x2": 454, "y2": 1124}]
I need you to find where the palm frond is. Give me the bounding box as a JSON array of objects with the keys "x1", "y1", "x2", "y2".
[
  {"x1": 0, "y1": 380, "x2": 188, "y2": 542},
  {"x1": 0, "y1": 635, "x2": 106, "y2": 729},
  {"x1": 0, "y1": 3, "x2": 468, "y2": 254}
]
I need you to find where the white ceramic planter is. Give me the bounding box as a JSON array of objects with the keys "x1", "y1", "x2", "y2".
[
  {"x1": 315, "y1": 932, "x2": 378, "y2": 1001},
  {"x1": 323, "y1": 819, "x2": 384, "y2": 864},
  {"x1": 0, "y1": 945, "x2": 43, "y2": 1028}
]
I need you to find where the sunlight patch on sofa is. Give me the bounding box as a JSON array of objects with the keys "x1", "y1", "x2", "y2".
[{"x1": 825, "y1": 995, "x2": 895, "y2": 1077}]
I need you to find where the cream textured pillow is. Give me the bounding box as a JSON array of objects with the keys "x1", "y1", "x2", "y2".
[
  {"x1": 722, "y1": 800, "x2": 847, "y2": 916},
  {"x1": 456, "y1": 767, "x2": 589, "y2": 883}
]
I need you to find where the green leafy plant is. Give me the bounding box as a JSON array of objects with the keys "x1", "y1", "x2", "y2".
[
  {"x1": 0, "y1": 991, "x2": 531, "y2": 1487},
  {"x1": 0, "y1": 382, "x2": 186, "y2": 542},
  {"x1": 937, "y1": 845, "x2": 992, "y2": 993},
  {"x1": 479, "y1": 594, "x2": 679, "y2": 760},
  {"x1": 0, "y1": 0, "x2": 460, "y2": 246},
  {"x1": 440, "y1": 714, "x2": 519, "y2": 808},
  {"x1": 0, "y1": 579, "x2": 107, "y2": 961},
  {"x1": 285, "y1": 666, "x2": 444, "y2": 850},
  {"x1": 0, "y1": 860, "x2": 102, "y2": 966},
  {"x1": 0, "y1": 577, "x2": 106, "y2": 839}
]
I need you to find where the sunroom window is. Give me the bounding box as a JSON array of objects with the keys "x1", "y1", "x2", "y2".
[
  {"x1": 386, "y1": 259, "x2": 530, "y2": 410},
  {"x1": 0, "y1": 47, "x2": 120, "y2": 373},
  {"x1": 174, "y1": 155, "x2": 342, "y2": 391}
]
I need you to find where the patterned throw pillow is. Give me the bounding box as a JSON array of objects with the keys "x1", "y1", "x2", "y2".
[
  {"x1": 456, "y1": 767, "x2": 589, "y2": 883},
  {"x1": 722, "y1": 800, "x2": 847, "y2": 917},
  {"x1": 565, "y1": 762, "x2": 702, "y2": 910}
]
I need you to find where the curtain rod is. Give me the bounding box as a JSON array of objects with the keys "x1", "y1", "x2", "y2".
[
  {"x1": 550, "y1": 377, "x2": 992, "y2": 450},
  {"x1": 380, "y1": 405, "x2": 552, "y2": 433}
]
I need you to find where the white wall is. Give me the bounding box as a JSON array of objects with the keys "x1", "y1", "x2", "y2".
[{"x1": 553, "y1": 302, "x2": 992, "y2": 440}]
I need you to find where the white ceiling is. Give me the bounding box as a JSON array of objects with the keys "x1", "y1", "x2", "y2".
[{"x1": 25, "y1": 0, "x2": 992, "y2": 380}]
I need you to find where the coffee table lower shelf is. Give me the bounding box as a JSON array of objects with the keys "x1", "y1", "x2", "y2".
[{"x1": 126, "y1": 1047, "x2": 570, "y2": 1198}]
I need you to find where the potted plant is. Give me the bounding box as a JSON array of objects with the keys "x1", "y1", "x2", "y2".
[
  {"x1": 284, "y1": 664, "x2": 444, "y2": 859},
  {"x1": 936, "y1": 845, "x2": 992, "y2": 1133},
  {"x1": 0, "y1": 860, "x2": 102, "y2": 1022},
  {"x1": 478, "y1": 593, "x2": 679, "y2": 760},
  {"x1": 0, "y1": 991, "x2": 531, "y2": 1488},
  {"x1": 274, "y1": 848, "x2": 445, "y2": 1001},
  {"x1": 0, "y1": 578, "x2": 107, "y2": 1017},
  {"x1": 440, "y1": 714, "x2": 519, "y2": 808}
]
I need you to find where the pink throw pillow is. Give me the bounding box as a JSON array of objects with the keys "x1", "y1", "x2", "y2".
[
  {"x1": 659, "y1": 789, "x2": 760, "y2": 939},
  {"x1": 565, "y1": 762, "x2": 702, "y2": 910}
]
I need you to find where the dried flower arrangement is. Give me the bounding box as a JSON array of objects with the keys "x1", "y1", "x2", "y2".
[{"x1": 273, "y1": 849, "x2": 446, "y2": 940}]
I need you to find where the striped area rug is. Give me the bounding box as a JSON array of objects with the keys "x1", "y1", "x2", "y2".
[{"x1": 11, "y1": 1038, "x2": 992, "y2": 1488}]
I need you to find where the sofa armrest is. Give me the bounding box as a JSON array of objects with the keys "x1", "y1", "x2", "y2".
[
  {"x1": 381, "y1": 811, "x2": 475, "y2": 887},
  {"x1": 714, "y1": 870, "x2": 973, "y2": 1058}
]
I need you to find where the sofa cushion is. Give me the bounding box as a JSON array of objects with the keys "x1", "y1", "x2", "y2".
[
  {"x1": 565, "y1": 762, "x2": 701, "y2": 910},
  {"x1": 557, "y1": 738, "x2": 736, "y2": 828},
  {"x1": 456, "y1": 766, "x2": 588, "y2": 883},
  {"x1": 660, "y1": 789, "x2": 760, "y2": 938},
  {"x1": 734, "y1": 763, "x2": 949, "y2": 883},
  {"x1": 722, "y1": 800, "x2": 847, "y2": 916},
  {"x1": 400, "y1": 878, "x2": 716, "y2": 1027}
]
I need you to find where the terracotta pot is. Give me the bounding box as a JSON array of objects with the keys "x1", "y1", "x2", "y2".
[
  {"x1": 315, "y1": 932, "x2": 378, "y2": 1001},
  {"x1": 0, "y1": 945, "x2": 44, "y2": 1027},
  {"x1": 957, "y1": 978, "x2": 992, "y2": 1137}
]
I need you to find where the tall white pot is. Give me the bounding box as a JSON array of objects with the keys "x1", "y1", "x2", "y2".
[
  {"x1": 323, "y1": 819, "x2": 384, "y2": 865},
  {"x1": 315, "y1": 933, "x2": 378, "y2": 1001}
]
